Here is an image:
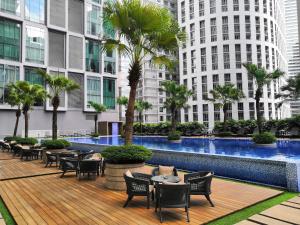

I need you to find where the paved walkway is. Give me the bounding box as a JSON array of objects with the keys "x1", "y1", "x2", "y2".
[{"x1": 236, "y1": 196, "x2": 300, "y2": 225}]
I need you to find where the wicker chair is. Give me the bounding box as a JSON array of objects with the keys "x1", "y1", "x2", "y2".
[
  {"x1": 1, "y1": 142, "x2": 11, "y2": 152},
  {"x1": 123, "y1": 173, "x2": 154, "y2": 209},
  {"x1": 12, "y1": 144, "x2": 22, "y2": 156},
  {"x1": 45, "y1": 151, "x2": 58, "y2": 167},
  {"x1": 78, "y1": 150, "x2": 95, "y2": 160},
  {"x1": 184, "y1": 171, "x2": 214, "y2": 207},
  {"x1": 60, "y1": 157, "x2": 79, "y2": 178},
  {"x1": 77, "y1": 160, "x2": 100, "y2": 179},
  {"x1": 155, "y1": 183, "x2": 190, "y2": 223},
  {"x1": 152, "y1": 166, "x2": 178, "y2": 177}
]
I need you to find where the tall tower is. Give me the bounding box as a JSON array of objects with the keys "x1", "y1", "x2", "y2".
[{"x1": 178, "y1": 0, "x2": 289, "y2": 130}]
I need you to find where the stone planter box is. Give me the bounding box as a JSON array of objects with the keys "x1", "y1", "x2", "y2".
[{"x1": 105, "y1": 162, "x2": 145, "y2": 191}]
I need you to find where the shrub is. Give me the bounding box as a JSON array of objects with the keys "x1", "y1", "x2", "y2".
[
  {"x1": 252, "y1": 132, "x2": 276, "y2": 144},
  {"x1": 17, "y1": 137, "x2": 38, "y2": 145},
  {"x1": 215, "y1": 132, "x2": 234, "y2": 137},
  {"x1": 91, "y1": 133, "x2": 100, "y2": 137},
  {"x1": 167, "y1": 131, "x2": 181, "y2": 141},
  {"x1": 101, "y1": 145, "x2": 152, "y2": 164},
  {"x1": 4, "y1": 136, "x2": 21, "y2": 142},
  {"x1": 41, "y1": 139, "x2": 71, "y2": 149}
]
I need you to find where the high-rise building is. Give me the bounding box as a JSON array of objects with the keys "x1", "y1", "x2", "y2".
[
  {"x1": 0, "y1": 0, "x2": 119, "y2": 136},
  {"x1": 178, "y1": 0, "x2": 290, "y2": 130}
]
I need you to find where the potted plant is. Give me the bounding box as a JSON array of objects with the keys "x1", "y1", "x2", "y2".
[
  {"x1": 41, "y1": 139, "x2": 71, "y2": 161},
  {"x1": 167, "y1": 131, "x2": 182, "y2": 143},
  {"x1": 101, "y1": 145, "x2": 152, "y2": 190},
  {"x1": 252, "y1": 132, "x2": 277, "y2": 147}
]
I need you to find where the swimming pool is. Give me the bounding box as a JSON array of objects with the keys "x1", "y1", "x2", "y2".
[
  {"x1": 67, "y1": 136, "x2": 300, "y2": 191},
  {"x1": 67, "y1": 136, "x2": 300, "y2": 162}
]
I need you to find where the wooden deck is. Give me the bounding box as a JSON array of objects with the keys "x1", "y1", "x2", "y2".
[{"x1": 0, "y1": 152, "x2": 282, "y2": 225}]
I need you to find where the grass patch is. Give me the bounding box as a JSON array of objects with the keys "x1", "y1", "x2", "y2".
[
  {"x1": 0, "y1": 198, "x2": 15, "y2": 225},
  {"x1": 207, "y1": 192, "x2": 299, "y2": 225}
]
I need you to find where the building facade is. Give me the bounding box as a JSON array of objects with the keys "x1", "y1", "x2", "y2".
[
  {"x1": 0, "y1": 0, "x2": 119, "y2": 136},
  {"x1": 285, "y1": 0, "x2": 300, "y2": 116},
  {"x1": 178, "y1": 0, "x2": 290, "y2": 130}
]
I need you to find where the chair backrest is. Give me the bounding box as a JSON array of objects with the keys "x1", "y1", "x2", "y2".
[
  {"x1": 13, "y1": 144, "x2": 23, "y2": 152},
  {"x1": 78, "y1": 150, "x2": 95, "y2": 160},
  {"x1": 184, "y1": 172, "x2": 214, "y2": 193},
  {"x1": 157, "y1": 183, "x2": 189, "y2": 207},
  {"x1": 152, "y1": 166, "x2": 178, "y2": 176},
  {"x1": 123, "y1": 174, "x2": 148, "y2": 194},
  {"x1": 184, "y1": 171, "x2": 212, "y2": 183},
  {"x1": 79, "y1": 160, "x2": 98, "y2": 172}
]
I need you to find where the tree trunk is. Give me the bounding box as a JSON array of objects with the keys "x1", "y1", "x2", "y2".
[
  {"x1": 255, "y1": 88, "x2": 262, "y2": 134},
  {"x1": 24, "y1": 110, "x2": 29, "y2": 138},
  {"x1": 94, "y1": 114, "x2": 98, "y2": 134},
  {"x1": 52, "y1": 96, "x2": 60, "y2": 140},
  {"x1": 171, "y1": 108, "x2": 176, "y2": 133},
  {"x1": 139, "y1": 111, "x2": 142, "y2": 135},
  {"x1": 125, "y1": 82, "x2": 138, "y2": 144},
  {"x1": 223, "y1": 106, "x2": 228, "y2": 132},
  {"x1": 13, "y1": 107, "x2": 21, "y2": 137}
]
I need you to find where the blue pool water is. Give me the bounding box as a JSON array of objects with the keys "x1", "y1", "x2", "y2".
[{"x1": 67, "y1": 136, "x2": 300, "y2": 162}]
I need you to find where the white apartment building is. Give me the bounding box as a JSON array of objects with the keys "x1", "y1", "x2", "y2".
[
  {"x1": 0, "y1": 0, "x2": 119, "y2": 136},
  {"x1": 178, "y1": 0, "x2": 290, "y2": 130},
  {"x1": 285, "y1": 0, "x2": 300, "y2": 116}
]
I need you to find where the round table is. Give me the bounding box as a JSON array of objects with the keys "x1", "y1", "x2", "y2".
[{"x1": 151, "y1": 175, "x2": 181, "y2": 184}]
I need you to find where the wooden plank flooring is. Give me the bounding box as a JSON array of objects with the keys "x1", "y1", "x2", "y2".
[{"x1": 0, "y1": 152, "x2": 282, "y2": 225}]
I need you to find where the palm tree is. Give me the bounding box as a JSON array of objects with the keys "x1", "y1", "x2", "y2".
[
  {"x1": 5, "y1": 83, "x2": 22, "y2": 136},
  {"x1": 102, "y1": 0, "x2": 185, "y2": 144},
  {"x1": 36, "y1": 69, "x2": 79, "y2": 139},
  {"x1": 161, "y1": 80, "x2": 193, "y2": 133},
  {"x1": 88, "y1": 101, "x2": 107, "y2": 134},
  {"x1": 243, "y1": 63, "x2": 284, "y2": 133},
  {"x1": 208, "y1": 84, "x2": 244, "y2": 131},
  {"x1": 13, "y1": 81, "x2": 48, "y2": 137},
  {"x1": 117, "y1": 96, "x2": 129, "y2": 107},
  {"x1": 276, "y1": 73, "x2": 300, "y2": 107},
  {"x1": 135, "y1": 100, "x2": 152, "y2": 134}
]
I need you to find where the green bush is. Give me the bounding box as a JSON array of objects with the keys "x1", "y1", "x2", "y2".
[
  {"x1": 101, "y1": 145, "x2": 152, "y2": 164},
  {"x1": 215, "y1": 132, "x2": 234, "y2": 137},
  {"x1": 3, "y1": 136, "x2": 21, "y2": 142},
  {"x1": 167, "y1": 131, "x2": 181, "y2": 140},
  {"x1": 41, "y1": 139, "x2": 71, "y2": 149},
  {"x1": 91, "y1": 133, "x2": 100, "y2": 137},
  {"x1": 17, "y1": 137, "x2": 38, "y2": 145},
  {"x1": 252, "y1": 132, "x2": 276, "y2": 144}
]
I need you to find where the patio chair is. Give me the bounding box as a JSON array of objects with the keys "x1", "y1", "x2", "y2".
[
  {"x1": 78, "y1": 150, "x2": 95, "y2": 161},
  {"x1": 77, "y1": 160, "x2": 99, "y2": 179},
  {"x1": 152, "y1": 165, "x2": 178, "y2": 177},
  {"x1": 123, "y1": 171, "x2": 154, "y2": 209},
  {"x1": 60, "y1": 157, "x2": 79, "y2": 178},
  {"x1": 21, "y1": 149, "x2": 35, "y2": 160},
  {"x1": 184, "y1": 171, "x2": 214, "y2": 207},
  {"x1": 155, "y1": 183, "x2": 190, "y2": 223},
  {"x1": 1, "y1": 142, "x2": 11, "y2": 152},
  {"x1": 12, "y1": 144, "x2": 22, "y2": 156},
  {"x1": 45, "y1": 151, "x2": 58, "y2": 167}
]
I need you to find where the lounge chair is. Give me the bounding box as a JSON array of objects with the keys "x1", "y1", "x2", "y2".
[
  {"x1": 77, "y1": 160, "x2": 100, "y2": 179},
  {"x1": 184, "y1": 171, "x2": 214, "y2": 207},
  {"x1": 60, "y1": 157, "x2": 79, "y2": 178},
  {"x1": 45, "y1": 151, "x2": 58, "y2": 167}
]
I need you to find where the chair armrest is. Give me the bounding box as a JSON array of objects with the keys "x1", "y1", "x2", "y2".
[{"x1": 132, "y1": 173, "x2": 152, "y2": 181}]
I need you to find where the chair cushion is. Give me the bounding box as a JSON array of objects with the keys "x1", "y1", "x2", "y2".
[
  {"x1": 149, "y1": 185, "x2": 154, "y2": 192},
  {"x1": 159, "y1": 165, "x2": 174, "y2": 176},
  {"x1": 125, "y1": 170, "x2": 133, "y2": 178}
]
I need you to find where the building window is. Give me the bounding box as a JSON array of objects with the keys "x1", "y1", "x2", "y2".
[
  {"x1": 191, "y1": 50, "x2": 196, "y2": 73},
  {"x1": 201, "y1": 75, "x2": 207, "y2": 99},
  {"x1": 183, "y1": 52, "x2": 187, "y2": 75},
  {"x1": 235, "y1": 44, "x2": 241, "y2": 68},
  {"x1": 234, "y1": 16, "x2": 240, "y2": 40},
  {"x1": 244, "y1": 0, "x2": 249, "y2": 11},
  {"x1": 104, "y1": 50, "x2": 116, "y2": 74},
  {"x1": 184, "y1": 107, "x2": 189, "y2": 122},
  {"x1": 210, "y1": 18, "x2": 217, "y2": 42},
  {"x1": 182, "y1": 27, "x2": 186, "y2": 48},
  {"x1": 86, "y1": 39, "x2": 100, "y2": 73},
  {"x1": 257, "y1": 45, "x2": 262, "y2": 67},
  {"x1": 25, "y1": 0, "x2": 45, "y2": 24},
  {"x1": 87, "y1": 76, "x2": 101, "y2": 108},
  {"x1": 0, "y1": 19, "x2": 20, "y2": 62},
  {"x1": 245, "y1": 15, "x2": 251, "y2": 39},
  {"x1": 269, "y1": 0, "x2": 273, "y2": 16},
  {"x1": 190, "y1": 23, "x2": 195, "y2": 46},
  {"x1": 193, "y1": 105, "x2": 198, "y2": 121},
  {"x1": 264, "y1": 18, "x2": 268, "y2": 41},
  {"x1": 238, "y1": 102, "x2": 244, "y2": 120},
  {"x1": 268, "y1": 103, "x2": 272, "y2": 119},
  {"x1": 232, "y1": 0, "x2": 239, "y2": 11},
  {"x1": 224, "y1": 73, "x2": 231, "y2": 85},
  {"x1": 249, "y1": 102, "x2": 255, "y2": 119},
  {"x1": 213, "y1": 74, "x2": 219, "y2": 89},
  {"x1": 222, "y1": 16, "x2": 229, "y2": 40},
  {"x1": 211, "y1": 46, "x2": 218, "y2": 70},
  {"x1": 255, "y1": 0, "x2": 259, "y2": 12},
  {"x1": 272, "y1": 48, "x2": 275, "y2": 69},
  {"x1": 225, "y1": 103, "x2": 232, "y2": 119},
  {"x1": 248, "y1": 74, "x2": 254, "y2": 98},
  {"x1": 265, "y1": 46, "x2": 270, "y2": 69},
  {"x1": 25, "y1": 26, "x2": 45, "y2": 64},
  {"x1": 189, "y1": 0, "x2": 194, "y2": 19},
  {"x1": 202, "y1": 104, "x2": 209, "y2": 127},
  {"x1": 246, "y1": 44, "x2": 252, "y2": 63},
  {"x1": 223, "y1": 45, "x2": 230, "y2": 69},
  {"x1": 86, "y1": 3, "x2": 101, "y2": 36},
  {"x1": 267, "y1": 83, "x2": 271, "y2": 98},
  {"x1": 200, "y1": 48, "x2": 206, "y2": 71},
  {"x1": 192, "y1": 77, "x2": 197, "y2": 100},
  {"x1": 270, "y1": 21, "x2": 274, "y2": 43},
  {"x1": 0, "y1": 0, "x2": 20, "y2": 15},
  {"x1": 181, "y1": 1, "x2": 185, "y2": 23},
  {"x1": 236, "y1": 73, "x2": 243, "y2": 91},
  {"x1": 199, "y1": 0, "x2": 204, "y2": 16},
  {"x1": 263, "y1": 0, "x2": 267, "y2": 14},
  {"x1": 259, "y1": 102, "x2": 264, "y2": 118},
  {"x1": 221, "y1": 0, "x2": 228, "y2": 12},
  {"x1": 199, "y1": 20, "x2": 205, "y2": 44},
  {"x1": 159, "y1": 107, "x2": 164, "y2": 112},
  {"x1": 214, "y1": 104, "x2": 220, "y2": 121},
  {"x1": 103, "y1": 78, "x2": 115, "y2": 109},
  {"x1": 0, "y1": 64, "x2": 19, "y2": 104},
  {"x1": 255, "y1": 17, "x2": 261, "y2": 40},
  {"x1": 210, "y1": 0, "x2": 216, "y2": 14},
  {"x1": 24, "y1": 67, "x2": 44, "y2": 86}
]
